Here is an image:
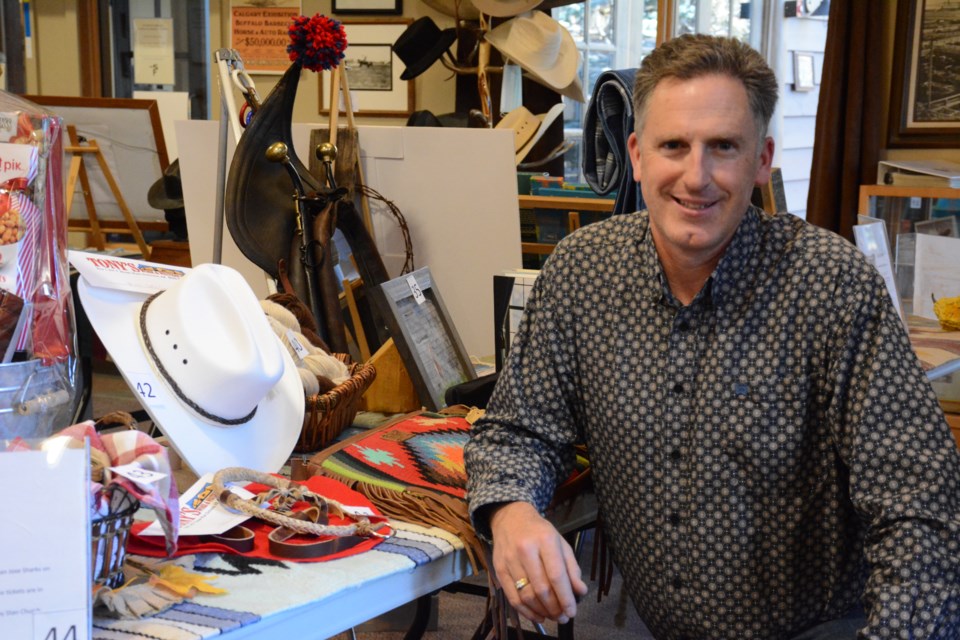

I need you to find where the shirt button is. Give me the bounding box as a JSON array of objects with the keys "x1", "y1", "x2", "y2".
[
  {"x1": 670, "y1": 449, "x2": 683, "y2": 462},
  {"x1": 672, "y1": 577, "x2": 682, "y2": 589},
  {"x1": 669, "y1": 513, "x2": 681, "y2": 526},
  {"x1": 672, "y1": 381, "x2": 684, "y2": 394},
  {"x1": 677, "y1": 320, "x2": 690, "y2": 331}
]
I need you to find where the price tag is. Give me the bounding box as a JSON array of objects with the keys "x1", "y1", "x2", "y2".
[
  {"x1": 286, "y1": 329, "x2": 309, "y2": 362},
  {"x1": 129, "y1": 372, "x2": 163, "y2": 407},
  {"x1": 406, "y1": 275, "x2": 426, "y2": 305},
  {"x1": 910, "y1": 196, "x2": 922, "y2": 209},
  {"x1": 110, "y1": 463, "x2": 167, "y2": 487},
  {"x1": 342, "y1": 505, "x2": 376, "y2": 517}
]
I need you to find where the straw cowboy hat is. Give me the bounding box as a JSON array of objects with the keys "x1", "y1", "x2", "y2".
[
  {"x1": 470, "y1": 0, "x2": 543, "y2": 18},
  {"x1": 485, "y1": 11, "x2": 585, "y2": 102},
  {"x1": 514, "y1": 102, "x2": 565, "y2": 163},
  {"x1": 394, "y1": 16, "x2": 457, "y2": 80},
  {"x1": 495, "y1": 105, "x2": 540, "y2": 159},
  {"x1": 78, "y1": 261, "x2": 303, "y2": 476},
  {"x1": 495, "y1": 103, "x2": 564, "y2": 163}
]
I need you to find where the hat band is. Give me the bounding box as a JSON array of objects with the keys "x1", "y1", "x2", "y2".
[{"x1": 139, "y1": 292, "x2": 257, "y2": 426}]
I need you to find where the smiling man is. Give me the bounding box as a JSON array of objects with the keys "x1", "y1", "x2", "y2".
[{"x1": 465, "y1": 34, "x2": 960, "y2": 639}]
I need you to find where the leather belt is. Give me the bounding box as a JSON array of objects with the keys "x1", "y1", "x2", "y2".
[
  {"x1": 267, "y1": 505, "x2": 369, "y2": 560},
  {"x1": 206, "y1": 525, "x2": 255, "y2": 553}
]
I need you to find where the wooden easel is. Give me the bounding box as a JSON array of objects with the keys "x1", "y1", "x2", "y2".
[{"x1": 65, "y1": 125, "x2": 150, "y2": 256}]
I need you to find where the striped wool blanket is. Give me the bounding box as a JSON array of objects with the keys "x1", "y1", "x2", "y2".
[{"x1": 92, "y1": 520, "x2": 465, "y2": 639}]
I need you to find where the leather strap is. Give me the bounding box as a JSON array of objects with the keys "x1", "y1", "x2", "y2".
[
  {"x1": 267, "y1": 505, "x2": 368, "y2": 560},
  {"x1": 205, "y1": 525, "x2": 255, "y2": 553}
]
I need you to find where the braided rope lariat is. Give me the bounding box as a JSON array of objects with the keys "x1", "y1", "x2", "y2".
[{"x1": 211, "y1": 467, "x2": 392, "y2": 539}]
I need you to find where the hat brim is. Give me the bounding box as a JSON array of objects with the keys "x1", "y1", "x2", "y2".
[
  {"x1": 399, "y1": 28, "x2": 457, "y2": 80},
  {"x1": 78, "y1": 277, "x2": 304, "y2": 477}
]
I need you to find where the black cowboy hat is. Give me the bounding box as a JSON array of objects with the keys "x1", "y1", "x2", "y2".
[
  {"x1": 147, "y1": 159, "x2": 183, "y2": 211},
  {"x1": 394, "y1": 17, "x2": 457, "y2": 81}
]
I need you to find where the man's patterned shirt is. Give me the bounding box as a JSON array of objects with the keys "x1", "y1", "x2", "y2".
[{"x1": 465, "y1": 207, "x2": 960, "y2": 639}]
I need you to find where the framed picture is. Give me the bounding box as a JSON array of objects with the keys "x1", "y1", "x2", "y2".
[
  {"x1": 229, "y1": 0, "x2": 300, "y2": 73},
  {"x1": 792, "y1": 51, "x2": 815, "y2": 92},
  {"x1": 373, "y1": 266, "x2": 476, "y2": 411},
  {"x1": 888, "y1": 0, "x2": 960, "y2": 148},
  {"x1": 332, "y1": 0, "x2": 402, "y2": 16},
  {"x1": 319, "y1": 19, "x2": 415, "y2": 118}
]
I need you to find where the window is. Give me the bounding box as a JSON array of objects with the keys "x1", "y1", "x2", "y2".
[{"x1": 554, "y1": 0, "x2": 765, "y2": 183}]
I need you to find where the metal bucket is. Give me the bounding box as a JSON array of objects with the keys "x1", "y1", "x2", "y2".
[{"x1": 0, "y1": 357, "x2": 80, "y2": 440}]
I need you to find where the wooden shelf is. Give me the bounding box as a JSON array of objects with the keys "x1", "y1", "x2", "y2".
[{"x1": 519, "y1": 194, "x2": 615, "y2": 212}]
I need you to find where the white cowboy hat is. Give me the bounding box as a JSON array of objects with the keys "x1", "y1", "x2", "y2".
[
  {"x1": 515, "y1": 102, "x2": 565, "y2": 163},
  {"x1": 78, "y1": 262, "x2": 304, "y2": 477},
  {"x1": 484, "y1": 11, "x2": 585, "y2": 103},
  {"x1": 495, "y1": 105, "x2": 541, "y2": 160},
  {"x1": 470, "y1": 0, "x2": 543, "y2": 17}
]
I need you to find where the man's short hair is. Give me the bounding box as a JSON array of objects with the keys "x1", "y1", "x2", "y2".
[{"x1": 632, "y1": 34, "x2": 778, "y2": 139}]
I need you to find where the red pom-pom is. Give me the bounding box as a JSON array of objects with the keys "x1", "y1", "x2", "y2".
[{"x1": 287, "y1": 14, "x2": 347, "y2": 72}]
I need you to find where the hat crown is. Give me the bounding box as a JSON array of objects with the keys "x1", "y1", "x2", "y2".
[
  {"x1": 510, "y1": 13, "x2": 562, "y2": 64},
  {"x1": 142, "y1": 263, "x2": 284, "y2": 424},
  {"x1": 393, "y1": 16, "x2": 457, "y2": 80},
  {"x1": 394, "y1": 17, "x2": 445, "y2": 64},
  {"x1": 485, "y1": 11, "x2": 580, "y2": 92}
]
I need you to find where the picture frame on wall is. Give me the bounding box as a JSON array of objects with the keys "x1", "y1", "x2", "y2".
[
  {"x1": 332, "y1": 0, "x2": 402, "y2": 15},
  {"x1": 319, "y1": 19, "x2": 414, "y2": 118},
  {"x1": 888, "y1": 0, "x2": 960, "y2": 148}
]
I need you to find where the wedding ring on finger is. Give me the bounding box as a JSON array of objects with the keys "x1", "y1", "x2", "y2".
[{"x1": 515, "y1": 577, "x2": 530, "y2": 591}]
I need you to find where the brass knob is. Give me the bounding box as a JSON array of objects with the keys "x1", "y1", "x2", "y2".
[
  {"x1": 316, "y1": 142, "x2": 337, "y2": 163},
  {"x1": 265, "y1": 142, "x2": 289, "y2": 163}
]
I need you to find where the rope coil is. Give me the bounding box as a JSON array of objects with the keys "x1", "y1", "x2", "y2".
[{"x1": 211, "y1": 467, "x2": 392, "y2": 539}]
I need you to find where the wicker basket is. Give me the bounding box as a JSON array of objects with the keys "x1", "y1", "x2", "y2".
[
  {"x1": 296, "y1": 354, "x2": 377, "y2": 453},
  {"x1": 91, "y1": 485, "x2": 138, "y2": 590}
]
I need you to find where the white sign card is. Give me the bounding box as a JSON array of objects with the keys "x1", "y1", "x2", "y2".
[
  {"x1": 0, "y1": 444, "x2": 91, "y2": 640},
  {"x1": 139, "y1": 472, "x2": 254, "y2": 537},
  {"x1": 133, "y1": 19, "x2": 175, "y2": 85},
  {"x1": 854, "y1": 216, "x2": 904, "y2": 325},
  {"x1": 913, "y1": 233, "x2": 960, "y2": 320},
  {"x1": 68, "y1": 250, "x2": 188, "y2": 294}
]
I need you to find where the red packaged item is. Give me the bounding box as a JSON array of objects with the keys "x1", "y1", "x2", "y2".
[{"x1": 0, "y1": 93, "x2": 80, "y2": 440}]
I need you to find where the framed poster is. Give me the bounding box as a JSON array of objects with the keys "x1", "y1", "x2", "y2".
[
  {"x1": 319, "y1": 19, "x2": 414, "y2": 118},
  {"x1": 230, "y1": 0, "x2": 301, "y2": 74},
  {"x1": 373, "y1": 266, "x2": 476, "y2": 411},
  {"x1": 333, "y1": 0, "x2": 402, "y2": 14},
  {"x1": 888, "y1": 0, "x2": 960, "y2": 148}
]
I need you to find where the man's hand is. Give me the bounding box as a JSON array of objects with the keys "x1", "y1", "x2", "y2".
[{"x1": 489, "y1": 501, "x2": 589, "y2": 624}]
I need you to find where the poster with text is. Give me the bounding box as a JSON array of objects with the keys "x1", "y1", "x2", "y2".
[{"x1": 231, "y1": 1, "x2": 301, "y2": 73}]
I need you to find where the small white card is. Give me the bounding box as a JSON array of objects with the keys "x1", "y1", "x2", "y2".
[
  {"x1": 1, "y1": 445, "x2": 91, "y2": 640},
  {"x1": 407, "y1": 274, "x2": 426, "y2": 305},
  {"x1": 139, "y1": 472, "x2": 255, "y2": 537},
  {"x1": 110, "y1": 462, "x2": 167, "y2": 487},
  {"x1": 68, "y1": 250, "x2": 188, "y2": 295}
]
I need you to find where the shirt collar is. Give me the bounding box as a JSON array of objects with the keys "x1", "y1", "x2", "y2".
[{"x1": 633, "y1": 206, "x2": 765, "y2": 311}]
